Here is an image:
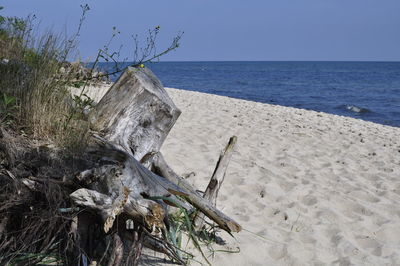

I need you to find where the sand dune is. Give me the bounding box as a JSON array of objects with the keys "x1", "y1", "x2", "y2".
[{"x1": 159, "y1": 88, "x2": 400, "y2": 266}]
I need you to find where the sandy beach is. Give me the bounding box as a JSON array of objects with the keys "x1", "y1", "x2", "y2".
[
  {"x1": 4, "y1": 2, "x2": 399, "y2": 265},
  {"x1": 157, "y1": 88, "x2": 400, "y2": 266},
  {"x1": 79, "y1": 84, "x2": 400, "y2": 265}
]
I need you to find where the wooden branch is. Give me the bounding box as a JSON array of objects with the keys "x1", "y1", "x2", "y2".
[
  {"x1": 70, "y1": 188, "x2": 113, "y2": 218},
  {"x1": 151, "y1": 152, "x2": 241, "y2": 233},
  {"x1": 126, "y1": 229, "x2": 143, "y2": 266},
  {"x1": 21, "y1": 178, "x2": 38, "y2": 191},
  {"x1": 0, "y1": 216, "x2": 8, "y2": 236},
  {"x1": 194, "y1": 136, "x2": 237, "y2": 229},
  {"x1": 88, "y1": 135, "x2": 191, "y2": 208},
  {"x1": 107, "y1": 234, "x2": 123, "y2": 266},
  {"x1": 150, "y1": 152, "x2": 200, "y2": 197},
  {"x1": 142, "y1": 235, "x2": 185, "y2": 265},
  {"x1": 71, "y1": 136, "x2": 191, "y2": 232},
  {"x1": 204, "y1": 136, "x2": 237, "y2": 203}
]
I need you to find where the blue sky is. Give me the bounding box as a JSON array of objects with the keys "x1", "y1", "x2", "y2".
[{"x1": 3, "y1": 0, "x2": 400, "y2": 61}]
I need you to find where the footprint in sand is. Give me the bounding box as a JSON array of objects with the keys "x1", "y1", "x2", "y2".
[
  {"x1": 331, "y1": 257, "x2": 352, "y2": 266},
  {"x1": 301, "y1": 195, "x2": 318, "y2": 206},
  {"x1": 254, "y1": 201, "x2": 266, "y2": 210},
  {"x1": 236, "y1": 213, "x2": 250, "y2": 222},
  {"x1": 277, "y1": 179, "x2": 297, "y2": 192},
  {"x1": 354, "y1": 235, "x2": 382, "y2": 256},
  {"x1": 268, "y1": 244, "x2": 287, "y2": 260},
  {"x1": 376, "y1": 225, "x2": 400, "y2": 245},
  {"x1": 347, "y1": 202, "x2": 374, "y2": 216},
  {"x1": 299, "y1": 234, "x2": 317, "y2": 245},
  {"x1": 315, "y1": 208, "x2": 339, "y2": 222},
  {"x1": 349, "y1": 190, "x2": 380, "y2": 203},
  {"x1": 330, "y1": 232, "x2": 343, "y2": 246},
  {"x1": 392, "y1": 184, "x2": 400, "y2": 196},
  {"x1": 230, "y1": 174, "x2": 244, "y2": 185},
  {"x1": 218, "y1": 194, "x2": 228, "y2": 201}
]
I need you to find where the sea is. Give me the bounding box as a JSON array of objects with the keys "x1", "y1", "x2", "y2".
[{"x1": 97, "y1": 61, "x2": 400, "y2": 128}]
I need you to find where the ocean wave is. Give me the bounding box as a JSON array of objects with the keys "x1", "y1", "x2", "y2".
[{"x1": 342, "y1": 104, "x2": 372, "y2": 114}]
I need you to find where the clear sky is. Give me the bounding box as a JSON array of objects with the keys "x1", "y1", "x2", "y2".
[{"x1": 2, "y1": 0, "x2": 400, "y2": 61}]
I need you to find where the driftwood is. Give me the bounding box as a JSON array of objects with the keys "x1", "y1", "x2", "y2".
[
  {"x1": 150, "y1": 152, "x2": 241, "y2": 233},
  {"x1": 68, "y1": 67, "x2": 240, "y2": 265},
  {"x1": 194, "y1": 136, "x2": 237, "y2": 229},
  {"x1": 71, "y1": 135, "x2": 191, "y2": 232},
  {"x1": 89, "y1": 66, "x2": 181, "y2": 162}
]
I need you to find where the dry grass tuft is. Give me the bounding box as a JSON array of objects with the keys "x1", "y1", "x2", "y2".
[{"x1": 0, "y1": 16, "x2": 92, "y2": 152}]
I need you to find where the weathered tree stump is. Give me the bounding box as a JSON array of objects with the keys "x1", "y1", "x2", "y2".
[
  {"x1": 69, "y1": 67, "x2": 241, "y2": 265},
  {"x1": 89, "y1": 66, "x2": 181, "y2": 161}
]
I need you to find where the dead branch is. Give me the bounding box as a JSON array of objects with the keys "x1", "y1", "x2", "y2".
[
  {"x1": 194, "y1": 136, "x2": 237, "y2": 229},
  {"x1": 151, "y1": 152, "x2": 241, "y2": 233}
]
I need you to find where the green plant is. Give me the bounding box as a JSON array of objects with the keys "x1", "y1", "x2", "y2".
[
  {"x1": 72, "y1": 93, "x2": 94, "y2": 117},
  {"x1": 0, "y1": 92, "x2": 17, "y2": 125},
  {"x1": 72, "y1": 81, "x2": 85, "y2": 88},
  {"x1": 8, "y1": 251, "x2": 62, "y2": 265},
  {"x1": 0, "y1": 6, "x2": 4, "y2": 24},
  {"x1": 148, "y1": 196, "x2": 216, "y2": 265}
]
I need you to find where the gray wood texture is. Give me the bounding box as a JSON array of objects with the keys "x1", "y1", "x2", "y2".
[
  {"x1": 70, "y1": 67, "x2": 241, "y2": 243},
  {"x1": 89, "y1": 67, "x2": 181, "y2": 161},
  {"x1": 194, "y1": 136, "x2": 237, "y2": 230},
  {"x1": 151, "y1": 152, "x2": 241, "y2": 233}
]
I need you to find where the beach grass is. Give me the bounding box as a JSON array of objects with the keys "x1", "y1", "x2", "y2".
[{"x1": 0, "y1": 15, "x2": 92, "y2": 152}]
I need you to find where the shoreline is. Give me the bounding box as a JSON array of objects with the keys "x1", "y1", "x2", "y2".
[
  {"x1": 80, "y1": 83, "x2": 399, "y2": 130},
  {"x1": 165, "y1": 87, "x2": 400, "y2": 130}
]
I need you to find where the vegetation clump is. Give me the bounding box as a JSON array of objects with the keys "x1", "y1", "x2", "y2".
[
  {"x1": 0, "y1": 14, "x2": 91, "y2": 151},
  {"x1": 0, "y1": 6, "x2": 232, "y2": 266}
]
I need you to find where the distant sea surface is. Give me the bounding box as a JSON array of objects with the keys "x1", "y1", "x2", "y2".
[{"x1": 98, "y1": 61, "x2": 400, "y2": 127}]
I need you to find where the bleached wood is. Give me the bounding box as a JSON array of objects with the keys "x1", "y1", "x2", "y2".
[
  {"x1": 194, "y1": 136, "x2": 237, "y2": 229},
  {"x1": 151, "y1": 152, "x2": 242, "y2": 233},
  {"x1": 89, "y1": 67, "x2": 181, "y2": 161},
  {"x1": 69, "y1": 67, "x2": 241, "y2": 265},
  {"x1": 71, "y1": 137, "x2": 191, "y2": 232}
]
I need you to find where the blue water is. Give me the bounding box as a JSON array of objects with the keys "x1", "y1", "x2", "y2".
[{"x1": 98, "y1": 61, "x2": 400, "y2": 127}]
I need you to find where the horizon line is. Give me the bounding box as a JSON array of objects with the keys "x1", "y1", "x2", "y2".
[
  {"x1": 92, "y1": 60, "x2": 400, "y2": 63},
  {"x1": 153, "y1": 60, "x2": 400, "y2": 63}
]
